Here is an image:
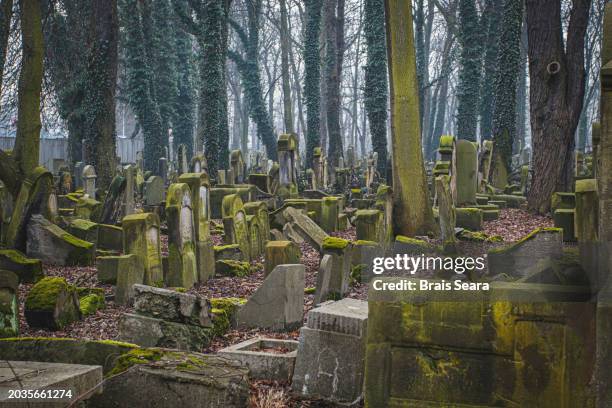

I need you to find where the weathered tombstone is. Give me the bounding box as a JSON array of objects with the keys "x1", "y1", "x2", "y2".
[
  {"x1": 236, "y1": 264, "x2": 304, "y2": 331},
  {"x1": 320, "y1": 196, "x2": 340, "y2": 233},
  {"x1": 26, "y1": 215, "x2": 95, "y2": 266},
  {"x1": 217, "y1": 169, "x2": 227, "y2": 185},
  {"x1": 82, "y1": 165, "x2": 97, "y2": 198},
  {"x1": 313, "y1": 147, "x2": 324, "y2": 189},
  {"x1": 57, "y1": 170, "x2": 73, "y2": 195},
  {"x1": 179, "y1": 173, "x2": 215, "y2": 282},
  {"x1": 292, "y1": 298, "x2": 368, "y2": 405},
  {"x1": 144, "y1": 175, "x2": 165, "y2": 206},
  {"x1": 122, "y1": 213, "x2": 163, "y2": 286},
  {"x1": 478, "y1": 140, "x2": 494, "y2": 192},
  {"x1": 229, "y1": 150, "x2": 246, "y2": 184},
  {"x1": 354, "y1": 209, "x2": 384, "y2": 243},
  {"x1": 114, "y1": 254, "x2": 145, "y2": 305},
  {"x1": 436, "y1": 175, "x2": 456, "y2": 252},
  {"x1": 222, "y1": 194, "x2": 251, "y2": 261},
  {"x1": 190, "y1": 153, "x2": 207, "y2": 173},
  {"x1": 73, "y1": 162, "x2": 85, "y2": 189},
  {"x1": 264, "y1": 241, "x2": 301, "y2": 276},
  {"x1": 123, "y1": 164, "x2": 135, "y2": 216},
  {"x1": 177, "y1": 144, "x2": 189, "y2": 175},
  {"x1": 315, "y1": 237, "x2": 352, "y2": 303},
  {"x1": 575, "y1": 179, "x2": 599, "y2": 282},
  {"x1": 158, "y1": 157, "x2": 168, "y2": 183},
  {"x1": 99, "y1": 175, "x2": 126, "y2": 225},
  {"x1": 165, "y1": 183, "x2": 198, "y2": 288},
  {"x1": 281, "y1": 206, "x2": 328, "y2": 251},
  {"x1": 277, "y1": 133, "x2": 299, "y2": 199},
  {"x1": 451, "y1": 139, "x2": 478, "y2": 206},
  {"x1": 0, "y1": 270, "x2": 19, "y2": 337}
]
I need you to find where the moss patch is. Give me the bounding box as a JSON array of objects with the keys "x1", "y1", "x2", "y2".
[
  {"x1": 25, "y1": 277, "x2": 74, "y2": 311},
  {"x1": 215, "y1": 260, "x2": 251, "y2": 277},
  {"x1": 323, "y1": 236, "x2": 350, "y2": 250},
  {"x1": 107, "y1": 348, "x2": 163, "y2": 377},
  {"x1": 79, "y1": 294, "x2": 105, "y2": 316}
]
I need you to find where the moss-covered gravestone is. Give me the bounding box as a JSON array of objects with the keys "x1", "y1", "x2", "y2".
[
  {"x1": 179, "y1": 173, "x2": 215, "y2": 282},
  {"x1": 26, "y1": 215, "x2": 95, "y2": 266},
  {"x1": 24, "y1": 277, "x2": 81, "y2": 330},
  {"x1": 82, "y1": 165, "x2": 97, "y2": 198},
  {"x1": 321, "y1": 197, "x2": 340, "y2": 233},
  {"x1": 221, "y1": 194, "x2": 251, "y2": 261},
  {"x1": 97, "y1": 223, "x2": 123, "y2": 251},
  {"x1": 314, "y1": 237, "x2": 352, "y2": 303},
  {"x1": 229, "y1": 150, "x2": 246, "y2": 184},
  {"x1": 191, "y1": 153, "x2": 207, "y2": 173},
  {"x1": 165, "y1": 183, "x2": 198, "y2": 289},
  {"x1": 354, "y1": 210, "x2": 384, "y2": 243},
  {"x1": 244, "y1": 201, "x2": 270, "y2": 243},
  {"x1": 122, "y1": 213, "x2": 163, "y2": 286},
  {"x1": 0, "y1": 249, "x2": 42, "y2": 283},
  {"x1": 478, "y1": 140, "x2": 494, "y2": 192},
  {"x1": 144, "y1": 175, "x2": 164, "y2": 206},
  {"x1": 0, "y1": 270, "x2": 19, "y2": 337},
  {"x1": 455, "y1": 207, "x2": 483, "y2": 231},
  {"x1": 75, "y1": 197, "x2": 102, "y2": 221},
  {"x1": 4, "y1": 167, "x2": 53, "y2": 251},
  {"x1": 264, "y1": 241, "x2": 301, "y2": 277},
  {"x1": 553, "y1": 209, "x2": 576, "y2": 242},
  {"x1": 114, "y1": 254, "x2": 145, "y2": 305},
  {"x1": 68, "y1": 219, "x2": 99, "y2": 244},
  {"x1": 451, "y1": 139, "x2": 478, "y2": 207}
]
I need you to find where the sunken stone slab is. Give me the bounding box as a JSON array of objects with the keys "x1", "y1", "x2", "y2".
[
  {"x1": 236, "y1": 264, "x2": 304, "y2": 331},
  {"x1": 118, "y1": 313, "x2": 213, "y2": 351},
  {"x1": 292, "y1": 298, "x2": 369, "y2": 406},
  {"x1": 132, "y1": 284, "x2": 213, "y2": 327},
  {"x1": 218, "y1": 337, "x2": 298, "y2": 381},
  {"x1": 0, "y1": 361, "x2": 102, "y2": 407},
  {"x1": 87, "y1": 352, "x2": 249, "y2": 408}
]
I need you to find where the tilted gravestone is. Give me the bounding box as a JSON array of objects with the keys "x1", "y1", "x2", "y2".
[
  {"x1": 229, "y1": 150, "x2": 246, "y2": 184},
  {"x1": 165, "y1": 183, "x2": 198, "y2": 288},
  {"x1": 235, "y1": 264, "x2": 304, "y2": 331}
]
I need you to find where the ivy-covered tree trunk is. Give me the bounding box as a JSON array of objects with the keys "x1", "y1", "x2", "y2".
[
  {"x1": 456, "y1": 0, "x2": 481, "y2": 141},
  {"x1": 364, "y1": 0, "x2": 388, "y2": 177},
  {"x1": 82, "y1": 0, "x2": 118, "y2": 189},
  {"x1": 384, "y1": 0, "x2": 435, "y2": 237},
  {"x1": 525, "y1": 0, "x2": 590, "y2": 213},
  {"x1": 479, "y1": 0, "x2": 502, "y2": 141},
  {"x1": 173, "y1": 27, "x2": 196, "y2": 157},
  {"x1": 303, "y1": 0, "x2": 323, "y2": 169},
  {"x1": 151, "y1": 0, "x2": 177, "y2": 148},
  {"x1": 121, "y1": 0, "x2": 164, "y2": 171},
  {"x1": 229, "y1": 0, "x2": 277, "y2": 161},
  {"x1": 13, "y1": 0, "x2": 44, "y2": 177},
  {"x1": 489, "y1": 0, "x2": 523, "y2": 186},
  {"x1": 323, "y1": 0, "x2": 345, "y2": 169}
]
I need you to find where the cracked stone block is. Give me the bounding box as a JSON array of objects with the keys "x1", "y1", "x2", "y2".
[
  {"x1": 218, "y1": 337, "x2": 298, "y2": 381},
  {"x1": 132, "y1": 284, "x2": 213, "y2": 327},
  {"x1": 236, "y1": 264, "x2": 304, "y2": 331},
  {"x1": 118, "y1": 313, "x2": 213, "y2": 351},
  {"x1": 291, "y1": 298, "x2": 368, "y2": 406}
]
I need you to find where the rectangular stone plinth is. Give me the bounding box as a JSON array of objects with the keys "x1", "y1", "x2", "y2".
[{"x1": 0, "y1": 361, "x2": 102, "y2": 407}]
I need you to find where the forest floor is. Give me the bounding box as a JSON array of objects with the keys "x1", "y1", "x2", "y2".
[{"x1": 16, "y1": 207, "x2": 553, "y2": 407}]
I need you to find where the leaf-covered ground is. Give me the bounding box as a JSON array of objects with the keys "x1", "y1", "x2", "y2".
[{"x1": 15, "y1": 207, "x2": 554, "y2": 406}]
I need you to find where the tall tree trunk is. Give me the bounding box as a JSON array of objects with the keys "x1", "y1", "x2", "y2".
[
  {"x1": 13, "y1": 0, "x2": 43, "y2": 177},
  {"x1": 174, "y1": 26, "x2": 196, "y2": 157},
  {"x1": 0, "y1": 0, "x2": 13, "y2": 100},
  {"x1": 515, "y1": 14, "x2": 528, "y2": 155},
  {"x1": 364, "y1": 0, "x2": 388, "y2": 176},
  {"x1": 525, "y1": 0, "x2": 590, "y2": 213},
  {"x1": 385, "y1": 0, "x2": 435, "y2": 236},
  {"x1": 479, "y1": 0, "x2": 502, "y2": 140},
  {"x1": 279, "y1": 0, "x2": 293, "y2": 134},
  {"x1": 489, "y1": 0, "x2": 523, "y2": 187},
  {"x1": 456, "y1": 0, "x2": 481, "y2": 141},
  {"x1": 324, "y1": 0, "x2": 345, "y2": 169},
  {"x1": 82, "y1": 0, "x2": 118, "y2": 189},
  {"x1": 304, "y1": 0, "x2": 323, "y2": 168}
]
